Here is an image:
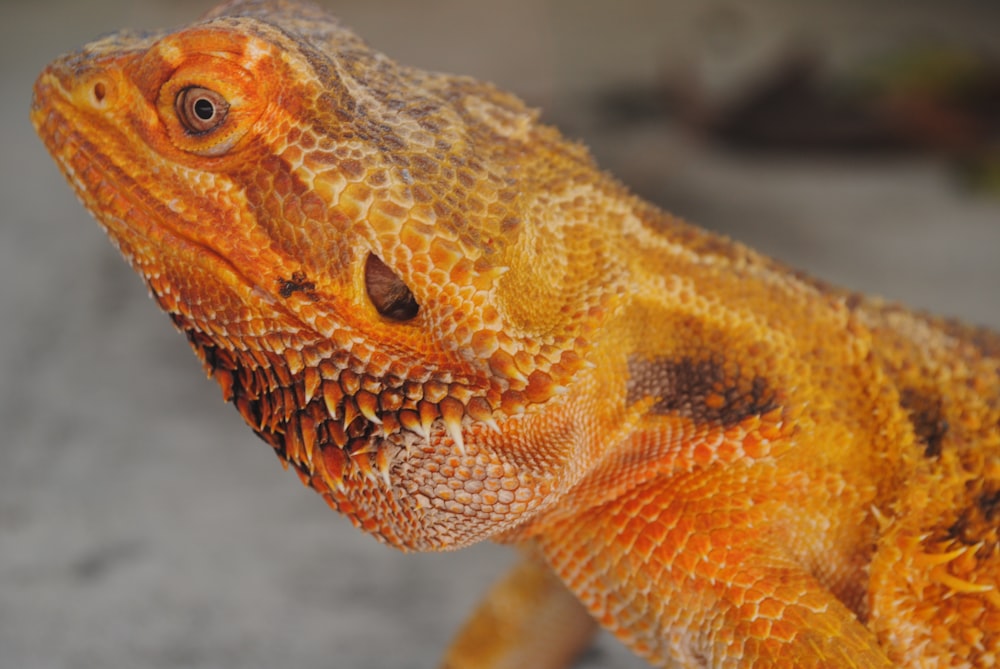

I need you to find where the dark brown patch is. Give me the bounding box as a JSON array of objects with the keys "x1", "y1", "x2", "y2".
[
  {"x1": 898, "y1": 387, "x2": 949, "y2": 458},
  {"x1": 279, "y1": 271, "x2": 316, "y2": 298},
  {"x1": 977, "y1": 487, "x2": 1000, "y2": 523},
  {"x1": 626, "y1": 355, "x2": 779, "y2": 426},
  {"x1": 947, "y1": 482, "x2": 1000, "y2": 549}
]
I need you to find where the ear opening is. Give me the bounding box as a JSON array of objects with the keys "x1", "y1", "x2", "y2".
[{"x1": 364, "y1": 253, "x2": 419, "y2": 321}]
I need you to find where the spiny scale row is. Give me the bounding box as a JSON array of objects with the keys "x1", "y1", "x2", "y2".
[{"x1": 200, "y1": 338, "x2": 501, "y2": 491}]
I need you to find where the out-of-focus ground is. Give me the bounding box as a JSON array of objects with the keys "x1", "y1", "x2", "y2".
[{"x1": 3, "y1": 1, "x2": 999, "y2": 668}]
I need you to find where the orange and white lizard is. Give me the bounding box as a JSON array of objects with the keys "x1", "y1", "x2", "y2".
[{"x1": 31, "y1": 1, "x2": 1000, "y2": 666}]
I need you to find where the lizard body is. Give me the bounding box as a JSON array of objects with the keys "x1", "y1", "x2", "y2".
[{"x1": 31, "y1": 1, "x2": 1000, "y2": 666}]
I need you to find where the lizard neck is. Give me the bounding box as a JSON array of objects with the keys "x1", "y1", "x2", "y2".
[{"x1": 504, "y1": 203, "x2": 899, "y2": 553}]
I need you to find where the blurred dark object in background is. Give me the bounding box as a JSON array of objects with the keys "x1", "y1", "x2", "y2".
[
  {"x1": 598, "y1": 44, "x2": 1000, "y2": 194},
  {"x1": 705, "y1": 52, "x2": 908, "y2": 153}
]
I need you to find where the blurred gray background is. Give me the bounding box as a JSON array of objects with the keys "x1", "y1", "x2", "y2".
[{"x1": 3, "y1": 1, "x2": 999, "y2": 668}]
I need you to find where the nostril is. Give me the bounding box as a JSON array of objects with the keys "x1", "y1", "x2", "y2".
[{"x1": 90, "y1": 80, "x2": 109, "y2": 107}]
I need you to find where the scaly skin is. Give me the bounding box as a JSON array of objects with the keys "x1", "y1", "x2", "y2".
[{"x1": 31, "y1": 1, "x2": 1000, "y2": 666}]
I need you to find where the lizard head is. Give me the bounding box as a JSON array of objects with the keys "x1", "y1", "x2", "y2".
[{"x1": 32, "y1": 0, "x2": 627, "y2": 550}]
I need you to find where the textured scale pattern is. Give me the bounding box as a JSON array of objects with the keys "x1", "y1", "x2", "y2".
[{"x1": 31, "y1": 1, "x2": 1000, "y2": 667}]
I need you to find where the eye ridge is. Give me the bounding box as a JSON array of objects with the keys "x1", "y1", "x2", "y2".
[
  {"x1": 365, "y1": 254, "x2": 419, "y2": 321},
  {"x1": 175, "y1": 86, "x2": 229, "y2": 135}
]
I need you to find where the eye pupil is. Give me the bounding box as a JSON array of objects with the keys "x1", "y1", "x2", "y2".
[
  {"x1": 193, "y1": 98, "x2": 215, "y2": 120},
  {"x1": 175, "y1": 86, "x2": 229, "y2": 134}
]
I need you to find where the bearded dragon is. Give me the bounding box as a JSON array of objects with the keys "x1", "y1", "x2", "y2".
[{"x1": 31, "y1": 1, "x2": 1000, "y2": 666}]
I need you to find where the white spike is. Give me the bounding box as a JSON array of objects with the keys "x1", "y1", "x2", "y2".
[
  {"x1": 439, "y1": 397, "x2": 467, "y2": 455},
  {"x1": 375, "y1": 447, "x2": 393, "y2": 488},
  {"x1": 445, "y1": 417, "x2": 466, "y2": 456}
]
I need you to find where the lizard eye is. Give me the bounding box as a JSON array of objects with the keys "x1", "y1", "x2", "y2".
[
  {"x1": 175, "y1": 86, "x2": 229, "y2": 134},
  {"x1": 365, "y1": 254, "x2": 419, "y2": 321}
]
